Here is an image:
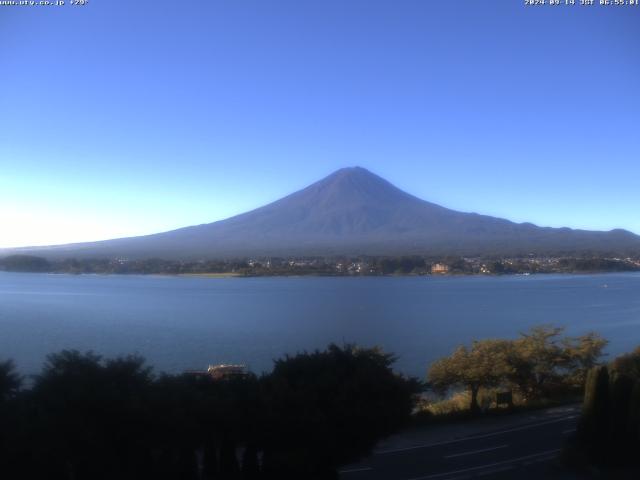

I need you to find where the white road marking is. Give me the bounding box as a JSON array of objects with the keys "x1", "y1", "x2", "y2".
[
  {"x1": 339, "y1": 466, "x2": 373, "y2": 474},
  {"x1": 406, "y1": 448, "x2": 561, "y2": 480},
  {"x1": 376, "y1": 415, "x2": 577, "y2": 454},
  {"x1": 444, "y1": 444, "x2": 508, "y2": 459}
]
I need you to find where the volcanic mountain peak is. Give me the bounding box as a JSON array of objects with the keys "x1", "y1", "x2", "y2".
[
  {"x1": 224, "y1": 166, "x2": 448, "y2": 237},
  {"x1": 2, "y1": 167, "x2": 639, "y2": 259},
  {"x1": 269, "y1": 166, "x2": 419, "y2": 208}
]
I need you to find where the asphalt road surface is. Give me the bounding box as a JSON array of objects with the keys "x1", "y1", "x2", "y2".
[{"x1": 340, "y1": 405, "x2": 581, "y2": 480}]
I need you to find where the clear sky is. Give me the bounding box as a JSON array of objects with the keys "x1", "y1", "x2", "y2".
[{"x1": 1, "y1": 0, "x2": 639, "y2": 248}]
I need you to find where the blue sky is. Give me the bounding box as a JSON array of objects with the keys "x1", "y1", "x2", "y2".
[{"x1": 1, "y1": 0, "x2": 639, "y2": 247}]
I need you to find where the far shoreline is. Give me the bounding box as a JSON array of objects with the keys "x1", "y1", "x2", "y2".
[
  {"x1": 1, "y1": 270, "x2": 639, "y2": 279},
  {"x1": 2, "y1": 254, "x2": 639, "y2": 277}
]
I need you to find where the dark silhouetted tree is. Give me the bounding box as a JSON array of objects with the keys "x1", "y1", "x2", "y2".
[
  {"x1": 26, "y1": 351, "x2": 156, "y2": 480},
  {"x1": 577, "y1": 365, "x2": 611, "y2": 466},
  {"x1": 260, "y1": 344, "x2": 420, "y2": 479},
  {"x1": 611, "y1": 346, "x2": 640, "y2": 382},
  {"x1": 0, "y1": 360, "x2": 21, "y2": 402}
]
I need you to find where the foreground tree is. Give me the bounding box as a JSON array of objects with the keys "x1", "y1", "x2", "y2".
[
  {"x1": 428, "y1": 326, "x2": 608, "y2": 411},
  {"x1": 576, "y1": 365, "x2": 611, "y2": 465},
  {"x1": 26, "y1": 351, "x2": 156, "y2": 480},
  {"x1": 260, "y1": 344, "x2": 421, "y2": 479},
  {"x1": 0, "y1": 360, "x2": 22, "y2": 475},
  {"x1": 562, "y1": 331, "x2": 608, "y2": 387},
  {"x1": 505, "y1": 325, "x2": 566, "y2": 400},
  {"x1": 507, "y1": 326, "x2": 607, "y2": 400},
  {"x1": 0, "y1": 344, "x2": 419, "y2": 479},
  {"x1": 573, "y1": 361, "x2": 640, "y2": 470},
  {"x1": 428, "y1": 339, "x2": 512, "y2": 414},
  {"x1": 0, "y1": 360, "x2": 21, "y2": 402},
  {"x1": 611, "y1": 346, "x2": 640, "y2": 381}
]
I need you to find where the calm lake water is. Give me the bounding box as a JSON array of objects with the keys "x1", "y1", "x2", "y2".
[{"x1": 1, "y1": 272, "x2": 639, "y2": 378}]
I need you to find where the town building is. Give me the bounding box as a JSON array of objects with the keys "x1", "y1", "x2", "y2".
[
  {"x1": 207, "y1": 364, "x2": 248, "y2": 380},
  {"x1": 184, "y1": 364, "x2": 249, "y2": 381},
  {"x1": 431, "y1": 263, "x2": 450, "y2": 274}
]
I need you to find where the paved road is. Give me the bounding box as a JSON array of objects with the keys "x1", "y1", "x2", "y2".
[{"x1": 340, "y1": 405, "x2": 582, "y2": 479}]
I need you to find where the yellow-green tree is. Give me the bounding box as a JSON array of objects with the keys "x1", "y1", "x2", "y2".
[
  {"x1": 428, "y1": 339, "x2": 513, "y2": 414},
  {"x1": 563, "y1": 331, "x2": 608, "y2": 387},
  {"x1": 611, "y1": 346, "x2": 640, "y2": 381},
  {"x1": 506, "y1": 325, "x2": 566, "y2": 400},
  {"x1": 507, "y1": 326, "x2": 607, "y2": 399}
]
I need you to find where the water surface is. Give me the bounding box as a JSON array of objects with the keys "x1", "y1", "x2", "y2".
[{"x1": 1, "y1": 272, "x2": 639, "y2": 378}]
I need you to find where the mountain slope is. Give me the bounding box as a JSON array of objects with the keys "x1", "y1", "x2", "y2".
[{"x1": 3, "y1": 167, "x2": 640, "y2": 259}]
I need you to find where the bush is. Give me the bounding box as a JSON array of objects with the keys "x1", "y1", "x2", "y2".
[{"x1": 0, "y1": 344, "x2": 420, "y2": 480}]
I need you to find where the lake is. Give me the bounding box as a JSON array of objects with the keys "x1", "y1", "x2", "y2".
[{"x1": 1, "y1": 272, "x2": 639, "y2": 378}]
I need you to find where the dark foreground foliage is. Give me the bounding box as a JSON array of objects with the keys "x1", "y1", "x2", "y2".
[
  {"x1": 0, "y1": 345, "x2": 420, "y2": 480},
  {"x1": 565, "y1": 348, "x2": 640, "y2": 475}
]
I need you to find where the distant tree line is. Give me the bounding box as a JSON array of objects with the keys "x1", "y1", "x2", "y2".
[
  {"x1": 0, "y1": 255, "x2": 51, "y2": 272},
  {"x1": 1, "y1": 254, "x2": 639, "y2": 276},
  {"x1": 555, "y1": 257, "x2": 640, "y2": 273},
  {"x1": 0, "y1": 344, "x2": 420, "y2": 480}
]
